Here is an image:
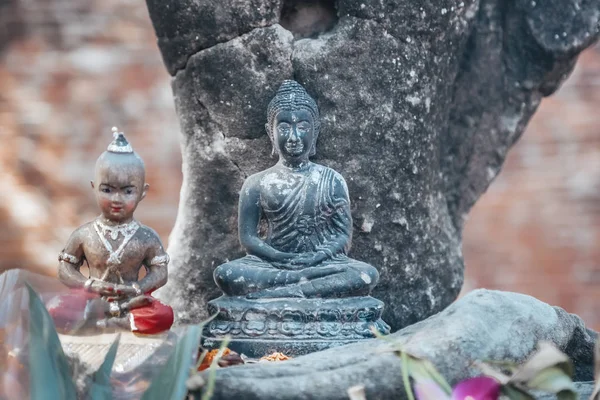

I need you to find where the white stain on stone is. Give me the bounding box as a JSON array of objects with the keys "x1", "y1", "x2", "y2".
[
  {"x1": 310, "y1": 168, "x2": 321, "y2": 183},
  {"x1": 393, "y1": 216, "x2": 409, "y2": 229},
  {"x1": 360, "y1": 272, "x2": 372, "y2": 284},
  {"x1": 361, "y1": 217, "x2": 374, "y2": 233},
  {"x1": 406, "y1": 95, "x2": 421, "y2": 106}
]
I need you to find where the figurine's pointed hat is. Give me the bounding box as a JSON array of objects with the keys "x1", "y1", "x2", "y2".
[{"x1": 107, "y1": 127, "x2": 133, "y2": 153}]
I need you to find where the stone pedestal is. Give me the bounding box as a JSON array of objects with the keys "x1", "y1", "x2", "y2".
[
  {"x1": 58, "y1": 331, "x2": 175, "y2": 372},
  {"x1": 202, "y1": 295, "x2": 390, "y2": 357}
]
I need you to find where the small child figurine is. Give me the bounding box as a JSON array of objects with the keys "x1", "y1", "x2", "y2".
[{"x1": 48, "y1": 127, "x2": 174, "y2": 334}]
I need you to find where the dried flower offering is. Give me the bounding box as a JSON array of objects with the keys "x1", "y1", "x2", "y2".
[{"x1": 260, "y1": 352, "x2": 292, "y2": 362}]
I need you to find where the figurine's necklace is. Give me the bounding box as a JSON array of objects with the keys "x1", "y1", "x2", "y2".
[
  {"x1": 95, "y1": 218, "x2": 139, "y2": 241},
  {"x1": 93, "y1": 219, "x2": 140, "y2": 282}
]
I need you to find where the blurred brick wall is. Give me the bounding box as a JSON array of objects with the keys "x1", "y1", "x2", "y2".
[
  {"x1": 463, "y1": 46, "x2": 600, "y2": 331},
  {"x1": 0, "y1": 0, "x2": 181, "y2": 275},
  {"x1": 0, "y1": 1, "x2": 598, "y2": 329}
]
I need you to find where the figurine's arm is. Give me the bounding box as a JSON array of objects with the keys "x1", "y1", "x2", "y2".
[
  {"x1": 57, "y1": 229, "x2": 88, "y2": 288},
  {"x1": 138, "y1": 232, "x2": 169, "y2": 294},
  {"x1": 57, "y1": 228, "x2": 122, "y2": 296},
  {"x1": 238, "y1": 176, "x2": 295, "y2": 263}
]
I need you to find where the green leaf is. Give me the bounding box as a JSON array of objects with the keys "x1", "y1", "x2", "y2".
[
  {"x1": 510, "y1": 342, "x2": 573, "y2": 384},
  {"x1": 201, "y1": 336, "x2": 231, "y2": 400},
  {"x1": 27, "y1": 284, "x2": 78, "y2": 400},
  {"x1": 141, "y1": 325, "x2": 202, "y2": 400},
  {"x1": 405, "y1": 355, "x2": 452, "y2": 394},
  {"x1": 401, "y1": 351, "x2": 416, "y2": 400},
  {"x1": 500, "y1": 386, "x2": 536, "y2": 400},
  {"x1": 416, "y1": 357, "x2": 452, "y2": 394},
  {"x1": 482, "y1": 342, "x2": 577, "y2": 400},
  {"x1": 526, "y1": 367, "x2": 576, "y2": 399},
  {"x1": 89, "y1": 334, "x2": 121, "y2": 400},
  {"x1": 377, "y1": 335, "x2": 452, "y2": 399}
]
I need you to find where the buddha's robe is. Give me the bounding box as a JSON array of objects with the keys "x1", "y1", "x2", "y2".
[
  {"x1": 47, "y1": 289, "x2": 173, "y2": 335},
  {"x1": 214, "y1": 164, "x2": 379, "y2": 298}
]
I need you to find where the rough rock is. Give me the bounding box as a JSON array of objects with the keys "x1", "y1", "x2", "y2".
[
  {"x1": 145, "y1": 0, "x2": 282, "y2": 75},
  {"x1": 193, "y1": 290, "x2": 598, "y2": 400},
  {"x1": 144, "y1": 0, "x2": 600, "y2": 330}
]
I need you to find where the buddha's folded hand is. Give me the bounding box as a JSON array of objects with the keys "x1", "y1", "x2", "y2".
[
  {"x1": 271, "y1": 260, "x2": 305, "y2": 270},
  {"x1": 267, "y1": 251, "x2": 296, "y2": 263},
  {"x1": 289, "y1": 251, "x2": 327, "y2": 268}
]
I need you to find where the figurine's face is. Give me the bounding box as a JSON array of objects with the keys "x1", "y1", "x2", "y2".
[
  {"x1": 92, "y1": 153, "x2": 148, "y2": 223},
  {"x1": 273, "y1": 109, "x2": 315, "y2": 162}
]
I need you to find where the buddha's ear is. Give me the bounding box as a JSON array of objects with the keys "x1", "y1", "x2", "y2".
[
  {"x1": 265, "y1": 123, "x2": 277, "y2": 156},
  {"x1": 141, "y1": 183, "x2": 150, "y2": 200},
  {"x1": 309, "y1": 128, "x2": 319, "y2": 157},
  {"x1": 90, "y1": 181, "x2": 95, "y2": 189}
]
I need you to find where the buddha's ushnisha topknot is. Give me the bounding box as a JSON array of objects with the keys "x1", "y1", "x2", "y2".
[
  {"x1": 266, "y1": 80, "x2": 321, "y2": 156},
  {"x1": 107, "y1": 126, "x2": 134, "y2": 154}
]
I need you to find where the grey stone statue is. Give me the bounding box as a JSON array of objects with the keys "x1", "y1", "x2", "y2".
[{"x1": 204, "y1": 81, "x2": 389, "y2": 356}]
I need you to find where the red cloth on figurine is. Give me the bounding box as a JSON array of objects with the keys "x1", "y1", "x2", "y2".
[
  {"x1": 129, "y1": 295, "x2": 174, "y2": 335},
  {"x1": 47, "y1": 289, "x2": 103, "y2": 331},
  {"x1": 47, "y1": 289, "x2": 174, "y2": 335}
]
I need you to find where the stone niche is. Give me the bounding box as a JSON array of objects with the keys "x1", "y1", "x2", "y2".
[{"x1": 145, "y1": 0, "x2": 600, "y2": 332}]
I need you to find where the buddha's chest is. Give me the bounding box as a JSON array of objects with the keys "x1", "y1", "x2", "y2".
[{"x1": 259, "y1": 170, "x2": 323, "y2": 214}]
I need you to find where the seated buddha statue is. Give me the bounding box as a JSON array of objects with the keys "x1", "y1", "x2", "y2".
[
  {"x1": 213, "y1": 80, "x2": 379, "y2": 300},
  {"x1": 47, "y1": 128, "x2": 174, "y2": 335}
]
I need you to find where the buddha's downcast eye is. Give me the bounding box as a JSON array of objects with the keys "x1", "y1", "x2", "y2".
[
  {"x1": 278, "y1": 123, "x2": 291, "y2": 133},
  {"x1": 297, "y1": 122, "x2": 311, "y2": 132},
  {"x1": 101, "y1": 187, "x2": 111, "y2": 193}
]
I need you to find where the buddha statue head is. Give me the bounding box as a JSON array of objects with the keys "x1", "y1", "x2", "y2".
[
  {"x1": 266, "y1": 80, "x2": 321, "y2": 161},
  {"x1": 91, "y1": 127, "x2": 149, "y2": 223}
]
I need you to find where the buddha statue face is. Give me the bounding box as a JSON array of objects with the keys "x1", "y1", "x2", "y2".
[
  {"x1": 92, "y1": 152, "x2": 148, "y2": 223},
  {"x1": 266, "y1": 80, "x2": 321, "y2": 162},
  {"x1": 272, "y1": 108, "x2": 315, "y2": 161}
]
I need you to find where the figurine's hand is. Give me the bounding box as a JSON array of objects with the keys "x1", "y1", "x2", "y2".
[
  {"x1": 121, "y1": 295, "x2": 153, "y2": 311},
  {"x1": 90, "y1": 282, "x2": 137, "y2": 299},
  {"x1": 91, "y1": 280, "x2": 118, "y2": 296},
  {"x1": 113, "y1": 284, "x2": 138, "y2": 298},
  {"x1": 289, "y1": 251, "x2": 327, "y2": 268}
]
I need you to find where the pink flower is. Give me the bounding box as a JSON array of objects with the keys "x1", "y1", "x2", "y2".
[
  {"x1": 415, "y1": 377, "x2": 501, "y2": 400},
  {"x1": 451, "y1": 377, "x2": 500, "y2": 400}
]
